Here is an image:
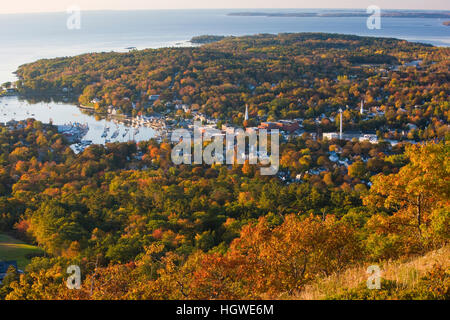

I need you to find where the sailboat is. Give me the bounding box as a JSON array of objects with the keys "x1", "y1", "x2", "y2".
[
  {"x1": 123, "y1": 128, "x2": 129, "y2": 138},
  {"x1": 111, "y1": 129, "x2": 120, "y2": 139}
]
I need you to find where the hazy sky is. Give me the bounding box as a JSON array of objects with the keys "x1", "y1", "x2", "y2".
[{"x1": 1, "y1": 0, "x2": 449, "y2": 14}]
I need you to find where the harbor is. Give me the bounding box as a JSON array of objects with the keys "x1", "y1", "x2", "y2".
[{"x1": 0, "y1": 96, "x2": 158, "y2": 153}]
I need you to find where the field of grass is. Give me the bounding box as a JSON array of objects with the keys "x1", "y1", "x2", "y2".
[
  {"x1": 293, "y1": 245, "x2": 450, "y2": 300},
  {"x1": 0, "y1": 234, "x2": 44, "y2": 270}
]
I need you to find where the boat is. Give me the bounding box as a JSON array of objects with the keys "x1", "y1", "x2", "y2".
[
  {"x1": 101, "y1": 123, "x2": 109, "y2": 138},
  {"x1": 111, "y1": 130, "x2": 119, "y2": 139}
]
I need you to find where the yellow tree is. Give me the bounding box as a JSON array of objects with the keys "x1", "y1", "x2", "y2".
[{"x1": 364, "y1": 142, "x2": 449, "y2": 258}]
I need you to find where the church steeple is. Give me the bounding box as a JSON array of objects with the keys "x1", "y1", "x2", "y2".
[{"x1": 244, "y1": 104, "x2": 249, "y2": 121}]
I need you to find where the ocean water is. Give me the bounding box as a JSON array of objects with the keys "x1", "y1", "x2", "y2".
[
  {"x1": 0, "y1": 96, "x2": 157, "y2": 145},
  {"x1": 0, "y1": 9, "x2": 449, "y2": 83}
]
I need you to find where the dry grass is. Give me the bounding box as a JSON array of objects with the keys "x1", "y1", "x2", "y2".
[{"x1": 293, "y1": 245, "x2": 450, "y2": 300}]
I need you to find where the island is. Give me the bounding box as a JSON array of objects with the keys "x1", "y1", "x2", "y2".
[{"x1": 228, "y1": 11, "x2": 450, "y2": 19}]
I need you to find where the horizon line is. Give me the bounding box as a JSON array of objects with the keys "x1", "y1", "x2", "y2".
[{"x1": 1, "y1": 7, "x2": 450, "y2": 15}]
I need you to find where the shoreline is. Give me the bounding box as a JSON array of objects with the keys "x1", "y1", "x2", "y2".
[
  {"x1": 228, "y1": 11, "x2": 450, "y2": 19},
  {"x1": 5, "y1": 30, "x2": 449, "y2": 86},
  {"x1": 2, "y1": 27, "x2": 450, "y2": 84}
]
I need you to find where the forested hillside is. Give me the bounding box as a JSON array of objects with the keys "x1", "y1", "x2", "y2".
[
  {"x1": 0, "y1": 119, "x2": 447, "y2": 299},
  {"x1": 0, "y1": 33, "x2": 448, "y2": 299}
]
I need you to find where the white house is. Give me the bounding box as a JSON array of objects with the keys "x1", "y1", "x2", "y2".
[{"x1": 323, "y1": 132, "x2": 339, "y2": 140}]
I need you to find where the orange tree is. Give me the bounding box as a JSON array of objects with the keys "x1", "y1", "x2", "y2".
[{"x1": 364, "y1": 141, "x2": 449, "y2": 259}]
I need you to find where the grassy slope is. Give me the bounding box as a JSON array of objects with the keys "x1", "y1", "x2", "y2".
[
  {"x1": 293, "y1": 245, "x2": 450, "y2": 300},
  {"x1": 0, "y1": 234, "x2": 44, "y2": 270}
]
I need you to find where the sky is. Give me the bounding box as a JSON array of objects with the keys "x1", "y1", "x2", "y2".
[{"x1": 0, "y1": 0, "x2": 449, "y2": 14}]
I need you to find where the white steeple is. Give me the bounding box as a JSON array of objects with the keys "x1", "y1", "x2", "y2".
[
  {"x1": 339, "y1": 108, "x2": 343, "y2": 140},
  {"x1": 360, "y1": 100, "x2": 364, "y2": 115},
  {"x1": 244, "y1": 104, "x2": 249, "y2": 121}
]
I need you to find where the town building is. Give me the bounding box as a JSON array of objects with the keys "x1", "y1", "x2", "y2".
[{"x1": 258, "y1": 120, "x2": 300, "y2": 132}]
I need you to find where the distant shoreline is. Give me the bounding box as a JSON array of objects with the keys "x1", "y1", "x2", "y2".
[{"x1": 229, "y1": 11, "x2": 450, "y2": 19}]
